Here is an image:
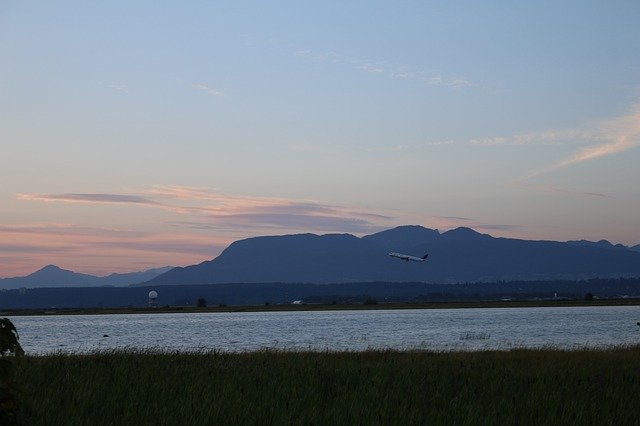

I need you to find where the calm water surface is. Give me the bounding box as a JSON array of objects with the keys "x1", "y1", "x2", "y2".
[{"x1": 9, "y1": 306, "x2": 640, "y2": 354}]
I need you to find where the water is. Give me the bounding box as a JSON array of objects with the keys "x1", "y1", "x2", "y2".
[{"x1": 8, "y1": 306, "x2": 640, "y2": 355}]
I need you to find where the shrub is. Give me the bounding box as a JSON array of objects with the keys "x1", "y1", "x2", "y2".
[{"x1": 0, "y1": 318, "x2": 24, "y2": 425}]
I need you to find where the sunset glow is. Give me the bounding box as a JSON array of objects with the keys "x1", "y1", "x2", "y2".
[{"x1": 2, "y1": 2, "x2": 639, "y2": 277}]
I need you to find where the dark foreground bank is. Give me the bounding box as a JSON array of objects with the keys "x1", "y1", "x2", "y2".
[
  {"x1": 16, "y1": 347, "x2": 640, "y2": 424},
  {"x1": 5, "y1": 297, "x2": 640, "y2": 317}
]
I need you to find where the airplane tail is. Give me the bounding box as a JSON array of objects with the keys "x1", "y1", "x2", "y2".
[{"x1": 421, "y1": 254, "x2": 429, "y2": 260}]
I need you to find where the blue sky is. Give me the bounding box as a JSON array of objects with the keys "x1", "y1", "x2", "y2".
[{"x1": 1, "y1": 1, "x2": 639, "y2": 276}]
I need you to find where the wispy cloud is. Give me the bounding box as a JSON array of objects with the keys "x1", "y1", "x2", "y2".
[
  {"x1": 0, "y1": 244, "x2": 77, "y2": 254},
  {"x1": 365, "y1": 140, "x2": 455, "y2": 153},
  {"x1": 516, "y1": 183, "x2": 612, "y2": 199},
  {"x1": 359, "y1": 63, "x2": 384, "y2": 74},
  {"x1": 199, "y1": 200, "x2": 392, "y2": 234},
  {"x1": 294, "y1": 50, "x2": 347, "y2": 63},
  {"x1": 0, "y1": 224, "x2": 151, "y2": 238},
  {"x1": 466, "y1": 112, "x2": 635, "y2": 198},
  {"x1": 475, "y1": 224, "x2": 522, "y2": 232},
  {"x1": 294, "y1": 48, "x2": 472, "y2": 90},
  {"x1": 190, "y1": 83, "x2": 226, "y2": 98},
  {"x1": 185, "y1": 214, "x2": 381, "y2": 234},
  {"x1": 93, "y1": 240, "x2": 220, "y2": 256},
  {"x1": 106, "y1": 84, "x2": 129, "y2": 93},
  {"x1": 426, "y1": 75, "x2": 471, "y2": 89},
  {"x1": 470, "y1": 129, "x2": 596, "y2": 147},
  {"x1": 522, "y1": 104, "x2": 640, "y2": 179},
  {"x1": 367, "y1": 128, "x2": 591, "y2": 153},
  {"x1": 411, "y1": 102, "x2": 640, "y2": 196},
  {"x1": 100, "y1": 82, "x2": 129, "y2": 93},
  {"x1": 18, "y1": 186, "x2": 396, "y2": 235},
  {"x1": 17, "y1": 193, "x2": 161, "y2": 206},
  {"x1": 435, "y1": 216, "x2": 473, "y2": 222}
]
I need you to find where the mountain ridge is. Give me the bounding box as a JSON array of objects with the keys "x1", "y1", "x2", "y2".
[
  {"x1": 0, "y1": 265, "x2": 173, "y2": 289},
  {"x1": 143, "y1": 226, "x2": 640, "y2": 286}
]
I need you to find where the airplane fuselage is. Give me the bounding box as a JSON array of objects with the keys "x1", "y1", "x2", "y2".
[{"x1": 388, "y1": 252, "x2": 429, "y2": 262}]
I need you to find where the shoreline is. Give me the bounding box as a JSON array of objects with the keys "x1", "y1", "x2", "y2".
[{"x1": 3, "y1": 297, "x2": 640, "y2": 316}]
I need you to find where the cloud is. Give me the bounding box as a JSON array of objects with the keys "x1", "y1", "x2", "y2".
[
  {"x1": 475, "y1": 224, "x2": 522, "y2": 231},
  {"x1": 0, "y1": 224, "x2": 150, "y2": 238},
  {"x1": 147, "y1": 185, "x2": 224, "y2": 201},
  {"x1": 190, "y1": 83, "x2": 226, "y2": 98},
  {"x1": 435, "y1": 216, "x2": 473, "y2": 222},
  {"x1": 345, "y1": 211, "x2": 394, "y2": 220},
  {"x1": 294, "y1": 50, "x2": 347, "y2": 63},
  {"x1": 359, "y1": 64, "x2": 384, "y2": 74},
  {"x1": 368, "y1": 127, "x2": 594, "y2": 153},
  {"x1": 106, "y1": 84, "x2": 128, "y2": 93},
  {"x1": 519, "y1": 103, "x2": 640, "y2": 179},
  {"x1": 392, "y1": 67, "x2": 417, "y2": 79},
  {"x1": 366, "y1": 140, "x2": 455, "y2": 153},
  {"x1": 516, "y1": 183, "x2": 611, "y2": 199},
  {"x1": 426, "y1": 75, "x2": 471, "y2": 89},
  {"x1": 18, "y1": 186, "x2": 396, "y2": 236},
  {"x1": 93, "y1": 240, "x2": 220, "y2": 256},
  {"x1": 294, "y1": 48, "x2": 471, "y2": 90},
  {"x1": 199, "y1": 213, "x2": 382, "y2": 234},
  {"x1": 0, "y1": 244, "x2": 77, "y2": 254},
  {"x1": 470, "y1": 130, "x2": 595, "y2": 147},
  {"x1": 17, "y1": 193, "x2": 161, "y2": 206}
]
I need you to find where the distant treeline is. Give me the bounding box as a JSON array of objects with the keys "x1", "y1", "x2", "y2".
[{"x1": 1, "y1": 278, "x2": 639, "y2": 309}]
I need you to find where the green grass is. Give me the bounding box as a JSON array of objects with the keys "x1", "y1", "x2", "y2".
[{"x1": 14, "y1": 347, "x2": 640, "y2": 425}]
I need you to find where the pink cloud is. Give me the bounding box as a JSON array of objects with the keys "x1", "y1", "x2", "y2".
[
  {"x1": 17, "y1": 193, "x2": 162, "y2": 206},
  {"x1": 6, "y1": 186, "x2": 400, "y2": 277}
]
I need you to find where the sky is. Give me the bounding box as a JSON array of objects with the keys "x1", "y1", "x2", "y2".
[{"x1": 1, "y1": 1, "x2": 639, "y2": 277}]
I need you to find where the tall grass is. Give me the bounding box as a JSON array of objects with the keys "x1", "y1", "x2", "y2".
[{"x1": 16, "y1": 347, "x2": 640, "y2": 424}]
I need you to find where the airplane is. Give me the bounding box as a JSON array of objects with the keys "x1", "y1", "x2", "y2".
[{"x1": 388, "y1": 252, "x2": 429, "y2": 262}]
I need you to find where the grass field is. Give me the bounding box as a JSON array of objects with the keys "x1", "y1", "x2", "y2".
[{"x1": 14, "y1": 346, "x2": 640, "y2": 424}]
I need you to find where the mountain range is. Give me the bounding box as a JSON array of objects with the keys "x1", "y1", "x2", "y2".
[
  {"x1": 4, "y1": 226, "x2": 640, "y2": 290},
  {"x1": 0, "y1": 265, "x2": 173, "y2": 290},
  {"x1": 142, "y1": 226, "x2": 640, "y2": 286}
]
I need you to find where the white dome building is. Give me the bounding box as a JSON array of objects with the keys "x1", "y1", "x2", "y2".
[{"x1": 148, "y1": 290, "x2": 158, "y2": 307}]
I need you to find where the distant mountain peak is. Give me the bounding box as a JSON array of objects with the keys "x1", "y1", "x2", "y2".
[
  {"x1": 40, "y1": 264, "x2": 63, "y2": 272},
  {"x1": 393, "y1": 225, "x2": 438, "y2": 234},
  {"x1": 362, "y1": 225, "x2": 439, "y2": 250},
  {"x1": 31, "y1": 265, "x2": 74, "y2": 276},
  {"x1": 0, "y1": 265, "x2": 176, "y2": 290},
  {"x1": 442, "y1": 227, "x2": 483, "y2": 238}
]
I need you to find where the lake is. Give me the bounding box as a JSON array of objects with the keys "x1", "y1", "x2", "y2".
[{"x1": 9, "y1": 306, "x2": 640, "y2": 354}]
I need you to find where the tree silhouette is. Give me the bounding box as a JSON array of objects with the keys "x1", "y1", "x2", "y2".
[{"x1": 0, "y1": 318, "x2": 24, "y2": 425}]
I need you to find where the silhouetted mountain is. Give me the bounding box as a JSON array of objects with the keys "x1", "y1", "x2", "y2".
[
  {"x1": 630, "y1": 244, "x2": 640, "y2": 253},
  {"x1": 0, "y1": 265, "x2": 173, "y2": 290},
  {"x1": 567, "y1": 240, "x2": 628, "y2": 251},
  {"x1": 143, "y1": 226, "x2": 640, "y2": 286},
  {"x1": 361, "y1": 225, "x2": 439, "y2": 250},
  {"x1": 101, "y1": 267, "x2": 174, "y2": 286},
  {"x1": 140, "y1": 233, "x2": 389, "y2": 286}
]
